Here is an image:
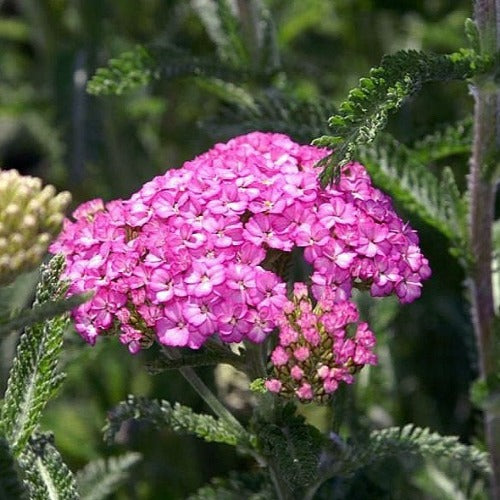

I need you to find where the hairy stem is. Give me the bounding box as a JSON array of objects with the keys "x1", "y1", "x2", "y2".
[{"x1": 470, "y1": 2, "x2": 500, "y2": 498}]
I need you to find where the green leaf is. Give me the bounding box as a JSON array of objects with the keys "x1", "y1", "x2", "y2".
[
  {"x1": 313, "y1": 49, "x2": 491, "y2": 185},
  {"x1": 87, "y1": 44, "x2": 248, "y2": 97},
  {"x1": 470, "y1": 378, "x2": 490, "y2": 410},
  {"x1": 203, "y1": 90, "x2": 335, "y2": 143},
  {"x1": 76, "y1": 453, "x2": 141, "y2": 500},
  {"x1": 87, "y1": 45, "x2": 157, "y2": 96},
  {"x1": 0, "y1": 18, "x2": 29, "y2": 42},
  {"x1": 330, "y1": 424, "x2": 491, "y2": 479},
  {"x1": 492, "y1": 221, "x2": 500, "y2": 313},
  {"x1": 0, "y1": 436, "x2": 27, "y2": 500},
  {"x1": 19, "y1": 433, "x2": 79, "y2": 500},
  {"x1": 411, "y1": 118, "x2": 472, "y2": 165},
  {"x1": 192, "y1": 0, "x2": 248, "y2": 66},
  {"x1": 256, "y1": 403, "x2": 323, "y2": 492},
  {"x1": 194, "y1": 78, "x2": 257, "y2": 111},
  {"x1": 104, "y1": 395, "x2": 253, "y2": 447},
  {"x1": 413, "y1": 462, "x2": 487, "y2": 500},
  {"x1": 1, "y1": 256, "x2": 70, "y2": 455}
]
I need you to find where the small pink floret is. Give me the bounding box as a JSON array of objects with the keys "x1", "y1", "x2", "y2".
[{"x1": 265, "y1": 379, "x2": 282, "y2": 393}]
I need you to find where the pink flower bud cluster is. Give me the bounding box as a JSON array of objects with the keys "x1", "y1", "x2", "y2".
[
  {"x1": 50, "y1": 131, "x2": 430, "y2": 355},
  {"x1": 265, "y1": 283, "x2": 377, "y2": 402}
]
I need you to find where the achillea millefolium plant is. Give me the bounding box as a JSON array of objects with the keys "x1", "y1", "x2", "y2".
[{"x1": 0, "y1": 0, "x2": 498, "y2": 498}]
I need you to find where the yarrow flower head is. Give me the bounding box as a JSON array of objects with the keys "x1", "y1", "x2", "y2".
[{"x1": 51, "y1": 132, "x2": 430, "y2": 383}]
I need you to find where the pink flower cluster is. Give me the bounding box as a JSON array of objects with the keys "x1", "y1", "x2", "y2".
[
  {"x1": 265, "y1": 283, "x2": 377, "y2": 402},
  {"x1": 50, "y1": 131, "x2": 430, "y2": 355}
]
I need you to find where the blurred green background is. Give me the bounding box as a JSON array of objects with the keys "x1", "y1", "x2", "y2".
[{"x1": 0, "y1": 0, "x2": 480, "y2": 498}]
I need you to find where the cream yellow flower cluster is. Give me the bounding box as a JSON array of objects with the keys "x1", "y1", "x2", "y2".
[{"x1": 0, "y1": 169, "x2": 71, "y2": 285}]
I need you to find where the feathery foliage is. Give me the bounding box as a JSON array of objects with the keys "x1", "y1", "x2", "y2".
[
  {"x1": 0, "y1": 256, "x2": 69, "y2": 455},
  {"x1": 199, "y1": 0, "x2": 248, "y2": 66},
  {"x1": 411, "y1": 118, "x2": 473, "y2": 164},
  {"x1": 104, "y1": 395, "x2": 253, "y2": 447},
  {"x1": 76, "y1": 453, "x2": 141, "y2": 500},
  {"x1": 0, "y1": 437, "x2": 26, "y2": 500},
  {"x1": 255, "y1": 403, "x2": 323, "y2": 492},
  {"x1": 87, "y1": 44, "x2": 247, "y2": 97},
  {"x1": 313, "y1": 49, "x2": 491, "y2": 185},
  {"x1": 187, "y1": 471, "x2": 274, "y2": 500},
  {"x1": 357, "y1": 133, "x2": 469, "y2": 255},
  {"x1": 329, "y1": 424, "x2": 491, "y2": 480},
  {"x1": 413, "y1": 462, "x2": 488, "y2": 500},
  {"x1": 194, "y1": 78, "x2": 257, "y2": 110},
  {"x1": 87, "y1": 46, "x2": 157, "y2": 96},
  {"x1": 87, "y1": 2, "x2": 278, "y2": 97},
  {"x1": 189, "y1": 0, "x2": 278, "y2": 71},
  {"x1": 19, "y1": 433, "x2": 79, "y2": 500},
  {"x1": 203, "y1": 91, "x2": 335, "y2": 142}
]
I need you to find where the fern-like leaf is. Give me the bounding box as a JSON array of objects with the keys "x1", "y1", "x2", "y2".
[
  {"x1": 1, "y1": 256, "x2": 69, "y2": 455},
  {"x1": 87, "y1": 1, "x2": 280, "y2": 99},
  {"x1": 203, "y1": 90, "x2": 335, "y2": 143},
  {"x1": 194, "y1": 78, "x2": 257, "y2": 110},
  {"x1": 0, "y1": 436, "x2": 27, "y2": 500},
  {"x1": 87, "y1": 44, "x2": 251, "y2": 97},
  {"x1": 357, "y1": 133, "x2": 468, "y2": 250},
  {"x1": 76, "y1": 453, "x2": 141, "y2": 500},
  {"x1": 104, "y1": 395, "x2": 253, "y2": 447},
  {"x1": 411, "y1": 118, "x2": 473, "y2": 164},
  {"x1": 87, "y1": 45, "x2": 157, "y2": 95},
  {"x1": 313, "y1": 49, "x2": 491, "y2": 185},
  {"x1": 19, "y1": 433, "x2": 79, "y2": 500},
  {"x1": 328, "y1": 424, "x2": 491, "y2": 480},
  {"x1": 195, "y1": 0, "x2": 248, "y2": 66}
]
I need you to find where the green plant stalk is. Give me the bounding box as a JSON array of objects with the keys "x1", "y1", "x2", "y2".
[
  {"x1": 161, "y1": 347, "x2": 244, "y2": 435},
  {"x1": 178, "y1": 365, "x2": 245, "y2": 428},
  {"x1": 177, "y1": 349, "x2": 293, "y2": 499},
  {"x1": 244, "y1": 341, "x2": 295, "y2": 500},
  {"x1": 470, "y1": 2, "x2": 500, "y2": 498}
]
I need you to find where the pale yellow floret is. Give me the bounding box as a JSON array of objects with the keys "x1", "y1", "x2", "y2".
[{"x1": 0, "y1": 168, "x2": 71, "y2": 285}]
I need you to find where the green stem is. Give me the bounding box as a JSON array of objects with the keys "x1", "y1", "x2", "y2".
[
  {"x1": 470, "y1": 2, "x2": 500, "y2": 498},
  {"x1": 161, "y1": 347, "x2": 246, "y2": 436},
  {"x1": 243, "y1": 341, "x2": 295, "y2": 499}
]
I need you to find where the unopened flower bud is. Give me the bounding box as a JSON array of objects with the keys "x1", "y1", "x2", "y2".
[
  {"x1": 22, "y1": 214, "x2": 37, "y2": 230},
  {"x1": 46, "y1": 213, "x2": 64, "y2": 230},
  {"x1": 0, "y1": 168, "x2": 71, "y2": 285},
  {"x1": 266, "y1": 284, "x2": 377, "y2": 403}
]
